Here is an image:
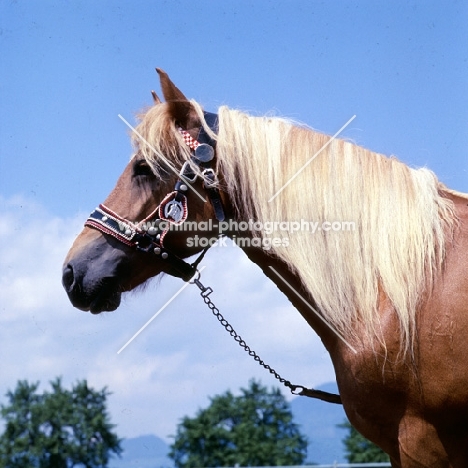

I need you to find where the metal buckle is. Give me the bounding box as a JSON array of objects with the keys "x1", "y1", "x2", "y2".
[
  {"x1": 202, "y1": 168, "x2": 218, "y2": 188},
  {"x1": 179, "y1": 161, "x2": 197, "y2": 184}
]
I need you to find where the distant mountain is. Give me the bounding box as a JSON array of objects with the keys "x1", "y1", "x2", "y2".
[
  {"x1": 110, "y1": 382, "x2": 347, "y2": 467},
  {"x1": 290, "y1": 381, "x2": 347, "y2": 464},
  {"x1": 110, "y1": 434, "x2": 172, "y2": 468}
]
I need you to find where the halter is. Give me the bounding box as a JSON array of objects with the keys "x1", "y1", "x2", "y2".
[
  {"x1": 83, "y1": 110, "x2": 342, "y2": 405},
  {"x1": 84, "y1": 112, "x2": 223, "y2": 282}
]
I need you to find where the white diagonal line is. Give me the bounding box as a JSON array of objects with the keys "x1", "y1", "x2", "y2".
[
  {"x1": 118, "y1": 114, "x2": 207, "y2": 203},
  {"x1": 268, "y1": 266, "x2": 357, "y2": 354},
  {"x1": 117, "y1": 266, "x2": 206, "y2": 354},
  {"x1": 268, "y1": 114, "x2": 356, "y2": 203}
]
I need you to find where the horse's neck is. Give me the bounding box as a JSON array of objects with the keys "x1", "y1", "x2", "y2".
[{"x1": 240, "y1": 246, "x2": 339, "y2": 353}]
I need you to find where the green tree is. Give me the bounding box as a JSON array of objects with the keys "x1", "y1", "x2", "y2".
[
  {"x1": 341, "y1": 419, "x2": 390, "y2": 463},
  {"x1": 0, "y1": 378, "x2": 122, "y2": 467},
  {"x1": 169, "y1": 380, "x2": 307, "y2": 468}
]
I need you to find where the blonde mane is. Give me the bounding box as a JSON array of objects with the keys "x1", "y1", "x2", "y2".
[{"x1": 135, "y1": 101, "x2": 456, "y2": 352}]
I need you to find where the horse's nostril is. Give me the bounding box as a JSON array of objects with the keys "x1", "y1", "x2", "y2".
[{"x1": 62, "y1": 264, "x2": 75, "y2": 292}]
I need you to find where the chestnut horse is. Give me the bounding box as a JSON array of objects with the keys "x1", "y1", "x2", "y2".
[{"x1": 63, "y1": 69, "x2": 468, "y2": 466}]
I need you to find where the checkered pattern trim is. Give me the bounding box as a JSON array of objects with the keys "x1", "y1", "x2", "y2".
[{"x1": 178, "y1": 127, "x2": 200, "y2": 150}]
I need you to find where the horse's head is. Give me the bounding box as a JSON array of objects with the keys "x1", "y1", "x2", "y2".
[{"x1": 62, "y1": 69, "x2": 227, "y2": 313}]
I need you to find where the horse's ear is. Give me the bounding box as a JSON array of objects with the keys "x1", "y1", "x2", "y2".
[
  {"x1": 151, "y1": 90, "x2": 162, "y2": 105},
  {"x1": 156, "y1": 68, "x2": 195, "y2": 128},
  {"x1": 156, "y1": 68, "x2": 187, "y2": 102}
]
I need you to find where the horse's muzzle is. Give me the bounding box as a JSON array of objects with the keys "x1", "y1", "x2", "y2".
[{"x1": 62, "y1": 263, "x2": 122, "y2": 314}]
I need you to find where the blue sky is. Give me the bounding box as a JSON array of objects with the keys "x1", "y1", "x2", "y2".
[
  {"x1": 0, "y1": 0, "x2": 467, "y2": 462},
  {"x1": 2, "y1": 0, "x2": 467, "y2": 213}
]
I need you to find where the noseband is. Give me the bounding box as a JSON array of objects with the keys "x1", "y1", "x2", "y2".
[{"x1": 84, "y1": 112, "x2": 223, "y2": 282}]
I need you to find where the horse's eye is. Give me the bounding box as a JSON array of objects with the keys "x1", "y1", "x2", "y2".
[{"x1": 133, "y1": 160, "x2": 154, "y2": 178}]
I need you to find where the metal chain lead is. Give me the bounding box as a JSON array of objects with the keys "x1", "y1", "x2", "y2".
[{"x1": 190, "y1": 273, "x2": 342, "y2": 404}]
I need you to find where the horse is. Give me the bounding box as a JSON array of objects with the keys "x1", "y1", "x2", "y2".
[{"x1": 62, "y1": 69, "x2": 468, "y2": 467}]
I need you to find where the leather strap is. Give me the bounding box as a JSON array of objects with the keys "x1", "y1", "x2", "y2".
[{"x1": 178, "y1": 112, "x2": 225, "y2": 221}]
